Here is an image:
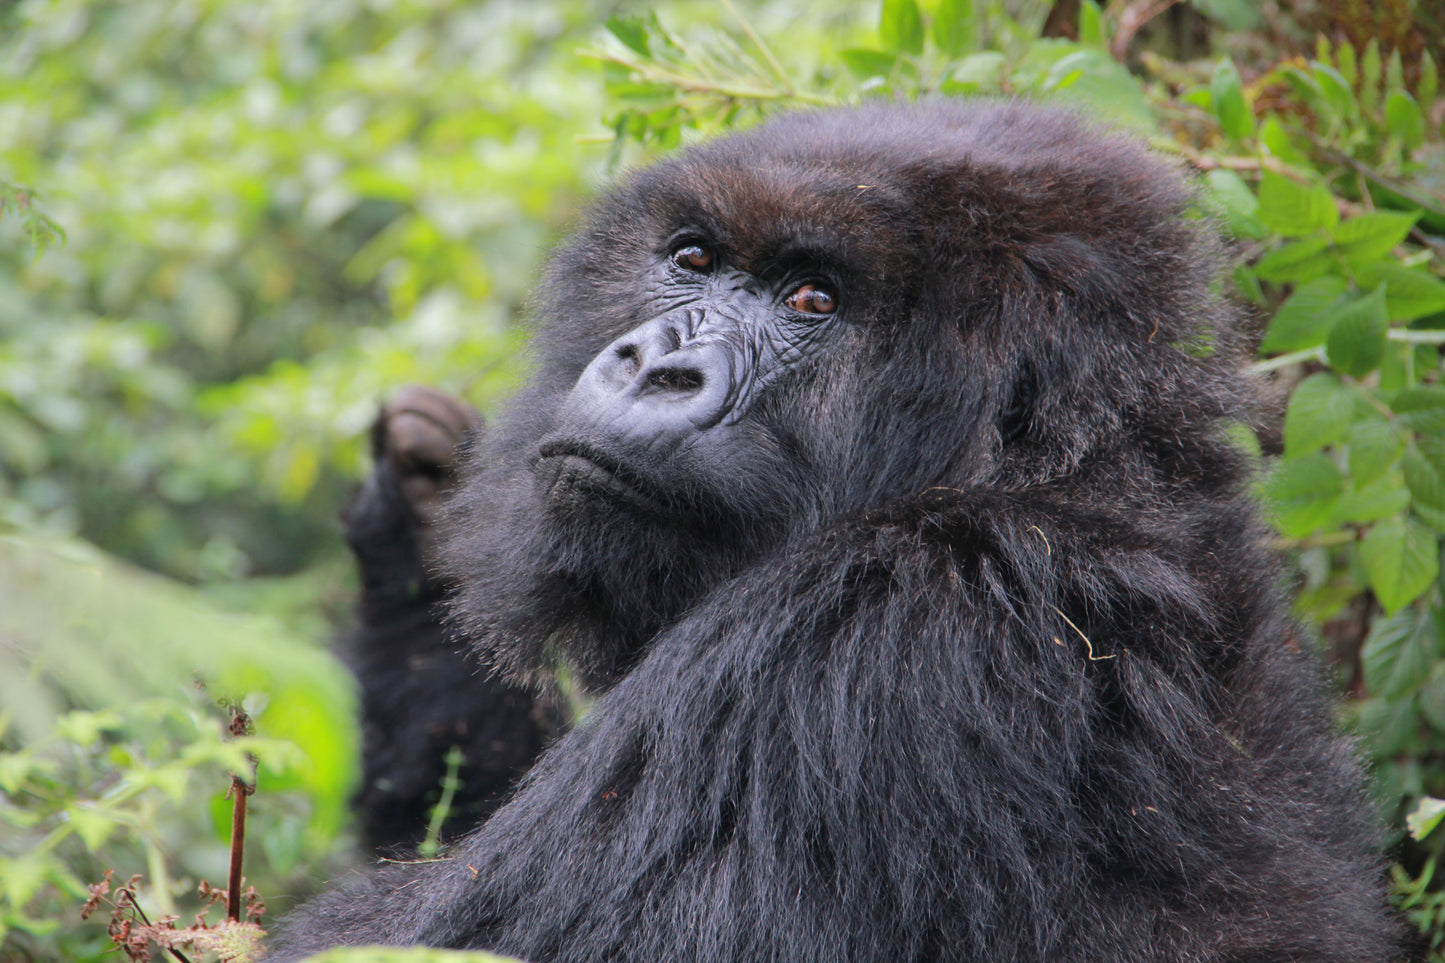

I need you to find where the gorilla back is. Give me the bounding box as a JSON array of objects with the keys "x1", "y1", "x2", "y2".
[{"x1": 275, "y1": 100, "x2": 1401, "y2": 962}]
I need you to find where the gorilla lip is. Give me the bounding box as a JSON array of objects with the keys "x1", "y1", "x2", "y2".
[{"x1": 534, "y1": 440, "x2": 670, "y2": 515}]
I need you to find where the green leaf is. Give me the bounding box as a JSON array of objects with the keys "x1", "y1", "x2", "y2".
[
  {"x1": 1256, "y1": 171, "x2": 1339, "y2": 237},
  {"x1": 1405, "y1": 438, "x2": 1445, "y2": 536},
  {"x1": 944, "y1": 51, "x2": 1006, "y2": 91},
  {"x1": 1259, "y1": 116, "x2": 1310, "y2": 165},
  {"x1": 1335, "y1": 37, "x2": 1358, "y2": 86},
  {"x1": 605, "y1": 16, "x2": 650, "y2": 56},
  {"x1": 1386, "y1": 48, "x2": 1406, "y2": 95},
  {"x1": 930, "y1": 0, "x2": 975, "y2": 58},
  {"x1": 1210, "y1": 58, "x2": 1255, "y2": 140},
  {"x1": 1349, "y1": 418, "x2": 1405, "y2": 487},
  {"x1": 1421, "y1": 661, "x2": 1445, "y2": 731},
  {"x1": 1077, "y1": 0, "x2": 1104, "y2": 47},
  {"x1": 1420, "y1": 49, "x2": 1438, "y2": 114},
  {"x1": 1361, "y1": 517, "x2": 1440, "y2": 614},
  {"x1": 840, "y1": 48, "x2": 898, "y2": 81},
  {"x1": 1252, "y1": 237, "x2": 1334, "y2": 283},
  {"x1": 1259, "y1": 276, "x2": 1348, "y2": 353},
  {"x1": 1384, "y1": 90, "x2": 1426, "y2": 152},
  {"x1": 1407, "y1": 796, "x2": 1445, "y2": 841},
  {"x1": 1394, "y1": 388, "x2": 1445, "y2": 434},
  {"x1": 1326, "y1": 286, "x2": 1390, "y2": 377},
  {"x1": 1262, "y1": 453, "x2": 1345, "y2": 536},
  {"x1": 1311, "y1": 62, "x2": 1358, "y2": 122},
  {"x1": 880, "y1": 0, "x2": 925, "y2": 55},
  {"x1": 1361, "y1": 38, "x2": 1383, "y2": 114},
  {"x1": 1355, "y1": 261, "x2": 1445, "y2": 322},
  {"x1": 1333, "y1": 473, "x2": 1410, "y2": 525},
  {"x1": 1283, "y1": 372, "x2": 1359, "y2": 455},
  {"x1": 1329, "y1": 210, "x2": 1420, "y2": 269},
  {"x1": 1204, "y1": 168, "x2": 1266, "y2": 239},
  {"x1": 1360, "y1": 603, "x2": 1440, "y2": 696}
]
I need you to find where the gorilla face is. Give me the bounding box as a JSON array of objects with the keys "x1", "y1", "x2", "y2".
[
  {"x1": 441, "y1": 100, "x2": 1231, "y2": 690},
  {"x1": 533, "y1": 232, "x2": 847, "y2": 526}
]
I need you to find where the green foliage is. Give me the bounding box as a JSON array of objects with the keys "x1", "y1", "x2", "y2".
[
  {"x1": 0, "y1": 0, "x2": 609, "y2": 581},
  {"x1": 1194, "y1": 35, "x2": 1445, "y2": 957},
  {"x1": 301, "y1": 950, "x2": 525, "y2": 963},
  {"x1": 3, "y1": 0, "x2": 1445, "y2": 959},
  {"x1": 0, "y1": 531, "x2": 357, "y2": 959}
]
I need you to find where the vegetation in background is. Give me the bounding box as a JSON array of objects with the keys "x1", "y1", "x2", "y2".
[{"x1": 1, "y1": 0, "x2": 1442, "y2": 960}]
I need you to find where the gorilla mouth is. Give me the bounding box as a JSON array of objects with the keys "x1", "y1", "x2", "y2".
[{"x1": 534, "y1": 441, "x2": 672, "y2": 516}]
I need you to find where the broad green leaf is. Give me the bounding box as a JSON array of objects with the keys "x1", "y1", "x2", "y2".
[
  {"x1": 605, "y1": 16, "x2": 650, "y2": 56},
  {"x1": 1421, "y1": 662, "x2": 1445, "y2": 731},
  {"x1": 1407, "y1": 796, "x2": 1445, "y2": 841},
  {"x1": 1332, "y1": 473, "x2": 1409, "y2": 524},
  {"x1": 1394, "y1": 388, "x2": 1445, "y2": 434},
  {"x1": 1252, "y1": 237, "x2": 1333, "y2": 283},
  {"x1": 1259, "y1": 116, "x2": 1310, "y2": 165},
  {"x1": 1204, "y1": 168, "x2": 1266, "y2": 239},
  {"x1": 840, "y1": 48, "x2": 898, "y2": 81},
  {"x1": 1361, "y1": 606, "x2": 1440, "y2": 697},
  {"x1": 1330, "y1": 210, "x2": 1420, "y2": 269},
  {"x1": 1259, "y1": 276, "x2": 1348, "y2": 353},
  {"x1": 1078, "y1": 0, "x2": 1103, "y2": 47},
  {"x1": 1405, "y1": 439, "x2": 1445, "y2": 532},
  {"x1": 1326, "y1": 286, "x2": 1390, "y2": 377},
  {"x1": 1256, "y1": 171, "x2": 1339, "y2": 237},
  {"x1": 930, "y1": 0, "x2": 975, "y2": 58},
  {"x1": 1283, "y1": 372, "x2": 1359, "y2": 455},
  {"x1": 1311, "y1": 61, "x2": 1358, "y2": 121},
  {"x1": 1384, "y1": 90, "x2": 1426, "y2": 152},
  {"x1": 1361, "y1": 517, "x2": 1440, "y2": 614},
  {"x1": 1353, "y1": 696, "x2": 1420, "y2": 758},
  {"x1": 1210, "y1": 58, "x2": 1255, "y2": 141},
  {"x1": 303, "y1": 949, "x2": 527, "y2": 963},
  {"x1": 945, "y1": 51, "x2": 1006, "y2": 90},
  {"x1": 1349, "y1": 418, "x2": 1405, "y2": 487},
  {"x1": 1355, "y1": 261, "x2": 1445, "y2": 322},
  {"x1": 1261, "y1": 453, "x2": 1344, "y2": 536},
  {"x1": 880, "y1": 0, "x2": 924, "y2": 55}
]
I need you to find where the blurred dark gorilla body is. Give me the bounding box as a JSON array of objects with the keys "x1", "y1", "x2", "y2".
[{"x1": 276, "y1": 100, "x2": 1401, "y2": 961}]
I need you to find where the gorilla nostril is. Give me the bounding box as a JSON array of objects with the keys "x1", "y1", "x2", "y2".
[
  {"x1": 615, "y1": 344, "x2": 642, "y2": 374},
  {"x1": 645, "y1": 367, "x2": 704, "y2": 393}
]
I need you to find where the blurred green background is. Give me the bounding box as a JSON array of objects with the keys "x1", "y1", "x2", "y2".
[{"x1": 2, "y1": 0, "x2": 1443, "y2": 960}]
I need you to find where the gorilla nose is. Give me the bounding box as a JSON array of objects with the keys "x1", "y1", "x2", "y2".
[{"x1": 565, "y1": 321, "x2": 735, "y2": 443}]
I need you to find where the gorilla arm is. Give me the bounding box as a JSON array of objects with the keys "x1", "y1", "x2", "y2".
[{"x1": 274, "y1": 488, "x2": 1390, "y2": 963}]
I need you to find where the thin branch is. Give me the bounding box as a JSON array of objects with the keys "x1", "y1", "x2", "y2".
[
  {"x1": 1109, "y1": 0, "x2": 1181, "y2": 63},
  {"x1": 1252, "y1": 347, "x2": 1324, "y2": 373},
  {"x1": 717, "y1": 0, "x2": 795, "y2": 95}
]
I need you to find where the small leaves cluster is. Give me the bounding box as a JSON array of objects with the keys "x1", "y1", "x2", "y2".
[
  {"x1": 81, "y1": 870, "x2": 264, "y2": 963},
  {"x1": 1190, "y1": 36, "x2": 1445, "y2": 955}
]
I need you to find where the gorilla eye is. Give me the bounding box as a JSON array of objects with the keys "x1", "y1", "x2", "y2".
[
  {"x1": 785, "y1": 283, "x2": 837, "y2": 316},
  {"x1": 672, "y1": 244, "x2": 714, "y2": 272}
]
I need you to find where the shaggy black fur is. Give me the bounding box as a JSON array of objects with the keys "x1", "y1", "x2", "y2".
[
  {"x1": 340, "y1": 404, "x2": 559, "y2": 855},
  {"x1": 279, "y1": 99, "x2": 1402, "y2": 961}
]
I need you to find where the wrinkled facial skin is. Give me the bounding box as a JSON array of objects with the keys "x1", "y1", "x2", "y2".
[{"x1": 534, "y1": 238, "x2": 846, "y2": 524}]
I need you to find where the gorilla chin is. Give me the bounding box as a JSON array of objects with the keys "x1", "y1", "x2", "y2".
[{"x1": 272, "y1": 99, "x2": 1403, "y2": 963}]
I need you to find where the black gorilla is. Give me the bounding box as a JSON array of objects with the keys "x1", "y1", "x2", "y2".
[
  {"x1": 278, "y1": 100, "x2": 1402, "y2": 961},
  {"x1": 339, "y1": 386, "x2": 560, "y2": 854}
]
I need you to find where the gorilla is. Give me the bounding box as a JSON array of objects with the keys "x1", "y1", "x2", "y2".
[{"x1": 276, "y1": 99, "x2": 1402, "y2": 961}]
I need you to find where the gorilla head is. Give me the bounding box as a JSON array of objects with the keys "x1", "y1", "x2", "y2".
[{"x1": 442, "y1": 100, "x2": 1239, "y2": 690}]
